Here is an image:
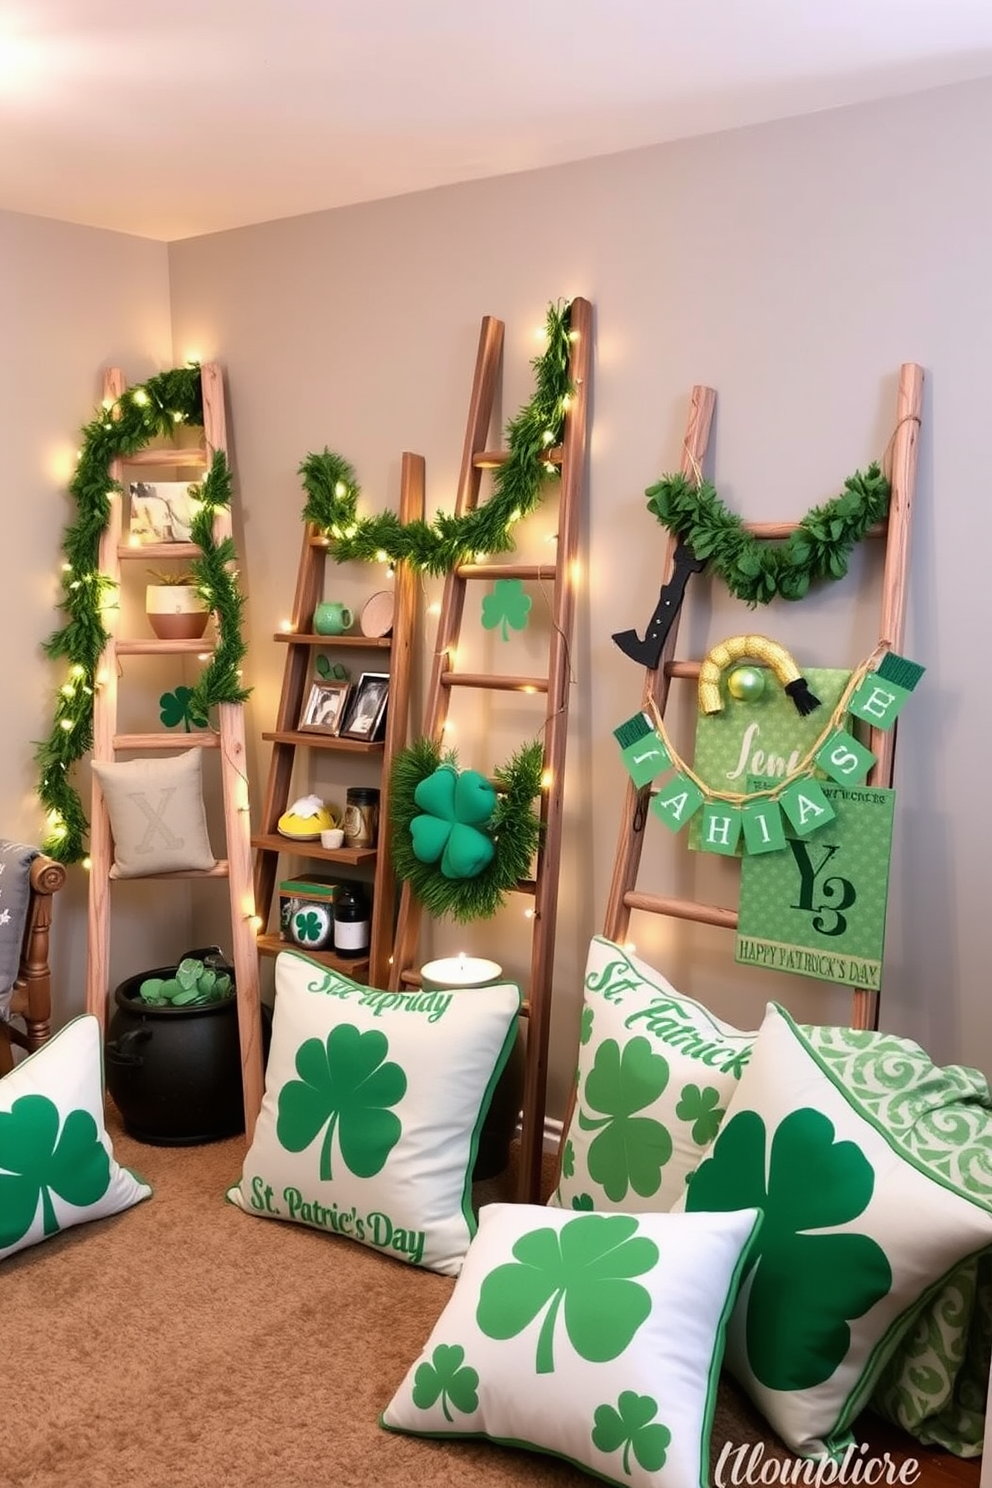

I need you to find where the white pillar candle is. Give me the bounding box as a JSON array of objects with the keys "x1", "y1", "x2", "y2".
[{"x1": 420, "y1": 952, "x2": 504, "y2": 991}]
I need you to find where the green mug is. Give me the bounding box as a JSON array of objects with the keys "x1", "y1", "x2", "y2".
[{"x1": 313, "y1": 601, "x2": 354, "y2": 636}]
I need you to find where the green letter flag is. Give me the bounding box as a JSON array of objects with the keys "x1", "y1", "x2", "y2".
[
  {"x1": 742, "y1": 798, "x2": 787, "y2": 856},
  {"x1": 651, "y1": 774, "x2": 704, "y2": 833},
  {"x1": 814, "y1": 729, "x2": 876, "y2": 786},
  {"x1": 778, "y1": 777, "x2": 836, "y2": 837},
  {"x1": 848, "y1": 652, "x2": 925, "y2": 731},
  {"x1": 699, "y1": 804, "x2": 743, "y2": 856},
  {"x1": 382, "y1": 1200, "x2": 762, "y2": 1488},
  {"x1": 614, "y1": 712, "x2": 672, "y2": 788}
]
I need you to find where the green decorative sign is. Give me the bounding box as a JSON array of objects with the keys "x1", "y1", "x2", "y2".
[{"x1": 735, "y1": 781, "x2": 896, "y2": 990}]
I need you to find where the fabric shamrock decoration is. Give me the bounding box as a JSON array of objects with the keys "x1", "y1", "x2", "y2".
[{"x1": 410, "y1": 766, "x2": 497, "y2": 880}]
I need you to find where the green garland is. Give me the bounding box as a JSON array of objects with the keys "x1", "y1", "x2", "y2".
[
  {"x1": 298, "y1": 300, "x2": 574, "y2": 574},
  {"x1": 37, "y1": 369, "x2": 249, "y2": 864},
  {"x1": 184, "y1": 451, "x2": 250, "y2": 722},
  {"x1": 645, "y1": 463, "x2": 891, "y2": 606},
  {"x1": 389, "y1": 738, "x2": 544, "y2": 923}
]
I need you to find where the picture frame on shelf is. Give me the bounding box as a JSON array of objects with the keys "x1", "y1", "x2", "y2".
[
  {"x1": 340, "y1": 672, "x2": 390, "y2": 742},
  {"x1": 128, "y1": 481, "x2": 200, "y2": 544},
  {"x1": 299, "y1": 681, "x2": 351, "y2": 735}
]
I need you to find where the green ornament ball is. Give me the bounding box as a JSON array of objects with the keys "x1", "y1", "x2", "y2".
[{"x1": 727, "y1": 665, "x2": 766, "y2": 702}]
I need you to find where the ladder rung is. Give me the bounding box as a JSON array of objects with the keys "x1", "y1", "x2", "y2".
[
  {"x1": 456, "y1": 563, "x2": 558, "y2": 581},
  {"x1": 116, "y1": 639, "x2": 215, "y2": 656},
  {"x1": 624, "y1": 891, "x2": 738, "y2": 931},
  {"x1": 745, "y1": 519, "x2": 887, "y2": 539},
  {"x1": 119, "y1": 447, "x2": 208, "y2": 469},
  {"x1": 442, "y1": 672, "x2": 548, "y2": 694},
  {"x1": 112, "y1": 733, "x2": 221, "y2": 750},
  {"x1": 118, "y1": 542, "x2": 200, "y2": 562},
  {"x1": 109, "y1": 860, "x2": 230, "y2": 881},
  {"x1": 473, "y1": 446, "x2": 563, "y2": 468},
  {"x1": 665, "y1": 660, "x2": 701, "y2": 679}
]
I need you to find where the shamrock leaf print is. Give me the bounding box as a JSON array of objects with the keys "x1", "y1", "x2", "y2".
[
  {"x1": 561, "y1": 1138, "x2": 575, "y2": 1179},
  {"x1": 411, "y1": 1344, "x2": 479, "y2": 1421},
  {"x1": 570, "y1": 1193, "x2": 595, "y2": 1211},
  {"x1": 409, "y1": 766, "x2": 497, "y2": 880},
  {"x1": 158, "y1": 686, "x2": 208, "y2": 732},
  {"x1": 579, "y1": 1006, "x2": 594, "y2": 1045},
  {"x1": 293, "y1": 909, "x2": 323, "y2": 944},
  {"x1": 592, "y1": 1392, "x2": 671, "y2": 1475},
  {"x1": 0, "y1": 1094, "x2": 111, "y2": 1247},
  {"x1": 276, "y1": 1025, "x2": 406, "y2": 1181},
  {"x1": 685, "y1": 1107, "x2": 892, "y2": 1390},
  {"x1": 481, "y1": 578, "x2": 532, "y2": 641},
  {"x1": 578, "y1": 1038, "x2": 673, "y2": 1202},
  {"x1": 476, "y1": 1213, "x2": 657, "y2": 1374},
  {"x1": 675, "y1": 1083, "x2": 724, "y2": 1146}
]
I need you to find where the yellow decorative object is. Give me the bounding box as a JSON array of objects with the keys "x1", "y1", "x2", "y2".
[
  {"x1": 277, "y1": 793, "x2": 336, "y2": 841},
  {"x1": 698, "y1": 634, "x2": 821, "y2": 717}
]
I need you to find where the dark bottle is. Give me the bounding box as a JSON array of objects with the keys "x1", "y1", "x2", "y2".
[{"x1": 333, "y1": 883, "x2": 370, "y2": 958}]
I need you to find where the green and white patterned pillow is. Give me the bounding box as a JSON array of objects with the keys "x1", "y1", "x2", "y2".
[
  {"x1": 679, "y1": 1002, "x2": 992, "y2": 1459},
  {"x1": 227, "y1": 951, "x2": 521, "y2": 1275},
  {"x1": 550, "y1": 937, "x2": 755, "y2": 1214},
  {"x1": 0, "y1": 1015, "x2": 151, "y2": 1260},
  {"x1": 382, "y1": 1201, "x2": 762, "y2": 1487}
]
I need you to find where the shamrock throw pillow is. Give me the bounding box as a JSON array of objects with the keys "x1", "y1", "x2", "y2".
[
  {"x1": 0, "y1": 1015, "x2": 151, "y2": 1261},
  {"x1": 382, "y1": 1202, "x2": 762, "y2": 1487},
  {"x1": 678, "y1": 1002, "x2": 992, "y2": 1459},
  {"x1": 550, "y1": 937, "x2": 754, "y2": 1214},
  {"x1": 227, "y1": 951, "x2": 521, "y2": 1274}
]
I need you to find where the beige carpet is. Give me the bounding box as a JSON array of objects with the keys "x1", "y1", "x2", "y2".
[{"x1": 2, "y1": 1104, "x2": 970, "y2": 1488}]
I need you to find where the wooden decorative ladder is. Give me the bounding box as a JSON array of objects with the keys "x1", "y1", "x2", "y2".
[
  {"x1": 602, "y1": 366, "x2": 923, "y2": 1033},
  {"x1": 389, "y1": 299, "x2": 593, "y2": 1203},
  {"x1": 86, "y1": 363, "x2": 265, "y2": 1138},
  {"x1": 251, "y1": 452, "x2": 424, "y2": 996}
]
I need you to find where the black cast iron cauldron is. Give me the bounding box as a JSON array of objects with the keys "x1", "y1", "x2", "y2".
[{"x1": 105, "y1": 947, "x2": 271, "y2": 1146}]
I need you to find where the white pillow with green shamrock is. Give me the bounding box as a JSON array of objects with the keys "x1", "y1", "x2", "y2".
[
  {"x1": 677, "y1": 1001, "x2": 992, "y2": 1459},
  {"x1": 382, "y1": 1201, "x2": 762, "y2": 1487},
  {"x1": 0, "y1": 1015, "x2": 151, "y2": 1261},
  {"x1": 228, "y1": 951, "x2": 521, "y2": 1275},
  {"x1": 550, "y1": 937, "x2": 755, "y2": 1214}
]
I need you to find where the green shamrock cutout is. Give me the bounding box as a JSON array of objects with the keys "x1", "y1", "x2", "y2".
[
  {"x1": 293, "y1": 910, "x2": 323, "y2": 944},
  {"x1": 675, "y1": 1083, "x2": 724, "y2": 1147},
  {"x1": 410, "y1": 765, "x2": 497, "y2": 880},
  {"x1": 684, "y1": 1107, "x2": 892, "y2": 1390},
  {"x1": 592, "y1": 1392, "x2": 671, "y2": 1475},
  {"x1": 579, "y1": 1006, "x2": 594, "y2": 1044},
  {"x1": 276, "y1": 1024, "x2": 406, "y2": 1181},
  {"x1": 571, "y1": 1193, "x2": 595, "y2": 1211},
  {"x1": 411, "y1": 1344, "x2": 479, "y2": 1421},
  {"x1": 578, "y1": 1038, "x2": 673, "y2": 1202},
  {"x1": 476, "y1": 1213, "x2": 657, "y2": 1375},
  {"x1": 0, "y1": 1094, "x2": 111, "y2": 1247},
  {"x1": 481, "y1": 578, "x2": 532, "y2": 641},
  {"x1": 316, "y1": 655, "x2": 349, "y2": 682},
  {"x1": 159, "y1": 686, "x2": 208, "y2": 732}
]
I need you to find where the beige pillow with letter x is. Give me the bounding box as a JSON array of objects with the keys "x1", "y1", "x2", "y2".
[{"x1": 91, "y1": 749, "x2": 216, "y2": 877}]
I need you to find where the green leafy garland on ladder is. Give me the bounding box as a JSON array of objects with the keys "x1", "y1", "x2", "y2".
[{"x1": 37, "y1": 368, "x2": 249, "y2": 864}]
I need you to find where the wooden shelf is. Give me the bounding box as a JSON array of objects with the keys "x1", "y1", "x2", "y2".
[
  {"x1": 262, "y1": 730, "x2": 384, "y2": 753},
  {"x1": 273, "y1": 632, "x2": 392, "y2": 648},
  {"x1": 119, "y1": 448, "x2": 207, "y2": 468},
  {"x1": 116, "y1": 637, "x2": 216, "y2": 655},
  {"x1": 256, "y1": 933, "x2": 370, "y2": 979},
  {"x1": 118, "y1": 542, "x2": 201, "y2": 561},
  {"x1": 251, "y1": 832, "x2": 377, "y2": 869}
]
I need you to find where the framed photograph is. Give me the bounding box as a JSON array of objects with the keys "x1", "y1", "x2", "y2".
[
  {"x1": 340, "y1": 672, "x2": 390, "y2": 742},
  {"x1": 299, "y1": 681, "x2": 351, "y2": 735},
  {"x1": 128, "y1": 481, "x2": 200, "y2": 544}
]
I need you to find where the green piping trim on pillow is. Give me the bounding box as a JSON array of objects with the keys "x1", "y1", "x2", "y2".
[
  {"x1": 700, "y1": 1209, "x2": 765, "y2": 1474},
  {"x1": 777, "y1": 1004, "x2": 992, "y2": 1215},
  {"x1": 457, "y1": 992, "x2": 523, "y2": 1237}
]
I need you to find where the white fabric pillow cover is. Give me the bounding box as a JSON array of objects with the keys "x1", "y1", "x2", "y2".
[
  {"x1": 550, "y1": 937, "x2": 755, "y2": 1214},
  {"x1": 382, "y1": 1201, "x2": 762, "y2": 1488},
  {"x1": 678, "y1": 1001, "x2": 992, "y2": 1459},
  {"x1": 0, "y1": 1015, "x2": 151, "y2": 1261},
  {"x1": 228, "y1": 951, "x2": 521, "y2": 1275}
]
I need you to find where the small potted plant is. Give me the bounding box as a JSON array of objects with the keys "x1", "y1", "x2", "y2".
[{"x1": 145, "y1": 568, "x2": 210, "y2": 641}]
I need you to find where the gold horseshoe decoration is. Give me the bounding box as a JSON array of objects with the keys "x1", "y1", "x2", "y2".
[{"x1": 698, "y1": 634, "x2": 822, "y2": 716}]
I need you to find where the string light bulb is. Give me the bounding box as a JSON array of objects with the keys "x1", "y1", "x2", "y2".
[
  {"x1": 131, "y1": 388, "x2": 150, "y2": 408},
  {"x1": 335, "y1": 482, "x2": 348, "y2": 498}
]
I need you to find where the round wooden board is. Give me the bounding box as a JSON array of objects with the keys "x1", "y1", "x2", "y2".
[{"x1": 360, "y1": 589, "x2": 394, "y2": 637}]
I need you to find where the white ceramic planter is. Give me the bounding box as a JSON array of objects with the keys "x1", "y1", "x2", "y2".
[{"x1": 145, "y1": 584, "x2": 210, "y2": 641}]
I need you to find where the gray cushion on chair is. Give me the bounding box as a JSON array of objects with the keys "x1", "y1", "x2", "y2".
[{"x1": 0, "y1": 840, "x2": 40, "y2": 1019}]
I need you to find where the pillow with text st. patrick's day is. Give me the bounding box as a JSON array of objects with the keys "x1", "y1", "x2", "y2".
[
  {"x1": 382, "y1": 1202, "x2": 763, "y2": 1488},
  {"x1": 227, "y1": 951, "x2": 521, "y2": 1275},
  {"x1": 550, "y1": 937, "x2": 755, "y2": 1214},
  {"x1": 1, "y1": 1016, "x2": 151, "y2": 1261},
  {"x1": 678, "y1": 1001, "x2": 992, "y2": 1460}
]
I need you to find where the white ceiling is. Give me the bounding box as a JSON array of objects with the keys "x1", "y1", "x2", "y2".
[{"x1": 2, "y1": 0, "x2": 992, "y2": 241}]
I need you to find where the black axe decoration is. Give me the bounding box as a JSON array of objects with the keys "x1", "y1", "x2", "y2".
[{"x1": 612, "y1": 537, "x2": 706, "y2": 669}]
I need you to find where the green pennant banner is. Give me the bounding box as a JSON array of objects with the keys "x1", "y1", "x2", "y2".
[
  {"x1": 735, "y1": 782, "x2": 896, "y2": 990},
  {"x1": 815, "y1": 728, "x2": 876, "y2": 786},
  {"x1": 651, "y1": 773, "x2": 704, "y2": 833},
  {"x1": 847, "y1": 651, "x2": 925, "y2": 731},
  {"x1": 699, "y1": 803, "x2": 743, "y2": 856},
  {"x1": 614, "y1": 711, "x2": 673, "y2": 787},
  {"x1": 741, "y1": 797, "x2": 787, "y2": 855},
  {"x1": 778, "y1": 776, "x2": 837, "y2": 837}
]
